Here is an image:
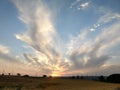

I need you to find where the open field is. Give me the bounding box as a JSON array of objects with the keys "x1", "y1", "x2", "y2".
[{"x1": 0, "y1": 76, "x2": 120, "y2": 90}]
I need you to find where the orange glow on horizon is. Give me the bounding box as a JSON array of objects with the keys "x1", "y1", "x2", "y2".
[{"x1": 51, "y1": 73, "x2": 60, "y2": 77}]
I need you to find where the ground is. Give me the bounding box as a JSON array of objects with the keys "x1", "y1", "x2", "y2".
[{"x1": 0, "y1": 76, "x2": 120, "y2": 90}]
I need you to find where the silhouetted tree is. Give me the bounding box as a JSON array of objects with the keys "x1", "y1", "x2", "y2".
[
  {"x1": 98, "y1": 75, "x2": 105, "y2": 81},
  {"x1": 71, "y1": 76, "x2": 75, "y2": 79},
  {"x1": 17, "y1": 73, "x2": 21, "y2": 76},
  {"x1": 43, "y1": 75, "x2": 47, "y2": 78},
  {"x1": 107, "y1": 74, "x2": 120, "y2": 83},
  {"x1": 49, "y1": 76, "x2": 52, "y2": 78},
  {"x1": 8, "y1": 73, "x2": 11, "y2": 76},
  {"x1": 22, "y1": 74, "x2": 29, "y2": 77},
  {"x1": 1, "y1": 73, "x2": 4, "y2": 76},
  {"x1": 76, "y1": 75, "x2": 80, "y2": 79},
  {"x1": 80, "y1": 76, "x2": 84, "y2": 79}
]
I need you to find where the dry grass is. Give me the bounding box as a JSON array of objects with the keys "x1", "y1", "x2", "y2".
[{"x1": 0, "y1": 76, "x2": 120, "y2": 90}]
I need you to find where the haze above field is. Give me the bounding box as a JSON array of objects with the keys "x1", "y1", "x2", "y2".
[{"x1": 0, "y1": 0, "x2": 120, "y2": 76}]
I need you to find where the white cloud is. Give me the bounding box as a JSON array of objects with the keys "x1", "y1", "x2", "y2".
[
  {"x1": 77, "y1": 1, "x2": 90, "y2": 10},
  {"x1": 0, "y1": 45, "x2": 10, "y2": 54},
  {"x1": 70, "y1": 0, "x2": 90, "y2": 11},
  {"x1": 67, "y1": 19, "x2": 120, "y2": 75},
  {"x1": 98, "y1": 12, "x2": 120, "y2": 24},
  {"x1": 0, "y1": 44, "x2": 34, "y2": 75},
  {"x1": 10, "y1": 0, "x2": 120, "y2": 76},
  {"x1": 90, "y1": 7, "x2": 120, "y2": 32},
  {"x1": 70, "y1": 0, "x2": 81, "y2": 8},
  {"x1": 90, "y1": 28, "x2": 95, "y2": 31},
  {"x1": 93, "y1": 24, "x2": 100, "y2": 28},
  {"x1": 13, "y1": 0, "x2": 70, "y2": 75},
  {"x1": 79, "y1": 2, "x2": 89, "y2": 9},
  {"x1": 0, "y1": 44, "x2": 23, "y2": 64}
]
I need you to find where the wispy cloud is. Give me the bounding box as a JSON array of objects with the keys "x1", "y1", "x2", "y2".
[
  {"x1": 66, "y1": 17, "x2": 120, "y2": 75},
  {"x1": 70, "y1": 0, "x2": 81, "y2": 9},
  {"x1": 90, "y1": 7, "x2": 120, "y2": 32},
  {"x1": 0, "y1": 45, "x2": 20, "y2": 64},
  {"x1": 13, "y1": 0, "x2": 70, "y2": 75},
  {"x1": 77, "y1": 2, "x2": 90, "y2": 10},
  {"x1": 70, "y1": 0, "x2": 90, "y2": 10},
  {"x1": 8, "y1": 0, "x2": 120, "y2": 76},
  {"x1": 0, "y1": 44, "x2": 30, "y2": 75},
  {"x1": 0, "y1": 45, "x2": 10, "y2": 54}
]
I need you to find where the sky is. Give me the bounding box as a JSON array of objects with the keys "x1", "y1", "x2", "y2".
[{"x1": 0, "y1": 0, "x2": 120, "y2": 76}]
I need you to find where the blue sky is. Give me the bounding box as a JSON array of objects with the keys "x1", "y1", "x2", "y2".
[{"x1": 0, "y1": 0, "x2": 120, "y2": 76}]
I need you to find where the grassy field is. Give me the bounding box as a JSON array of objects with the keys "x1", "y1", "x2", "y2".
[{"x1": 0, "y1": 76, "x2": 120, "y2": 90}]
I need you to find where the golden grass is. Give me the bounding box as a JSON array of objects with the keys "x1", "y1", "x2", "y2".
[{"x1": 0, "y1": 77, "x2": 120, "y2": 90}]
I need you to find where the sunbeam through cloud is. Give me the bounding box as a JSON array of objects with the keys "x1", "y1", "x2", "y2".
[{"x1": 0, "y1": 0, "x2": 120, "y2": 76}]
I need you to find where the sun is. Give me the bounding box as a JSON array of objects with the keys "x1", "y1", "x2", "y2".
[{"x1": 51, "y1": 73, "x2": 59, "y2": 77}]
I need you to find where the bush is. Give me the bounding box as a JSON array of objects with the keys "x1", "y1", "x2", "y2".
[
  {"x1": 22, "y1": 75, "x2": 29, "y2": 77},
  {"x1": 17, "y1": 73, "x2": 21, "y2": 76},
  {"x1": 80, "y1": 76, "x2": 84, "y2": 79},
  {"x1": 107, "y1": 74, "x2": 120, "y2": 83},
  {"x1": 71, "y1": 76, "x2": 75, "y2": 79},
  {"x1": 1, "y1": 73, "x2": 4, "y2": 76},
  {"x1": 43, "y1": 75, "x2": 47, "y2": 78},
  {"x1": 98, "y1": 75, "x2": 105, "y2": 81}
]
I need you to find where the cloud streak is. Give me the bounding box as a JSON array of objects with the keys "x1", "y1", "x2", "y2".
[
  {"x1": 5, "y1": 0, "x2": 120, "y2": 76},
  {"x1": 13, "y1": 0, "x2": 70, "y2": 75},
  {"x1": 77, "y1": 2, "x2": 90, "y2": 10},
  {"x1": 0, "y1": 44, "x2": 33, "y2": 75},
  {"x1": 66, "y1": 12, "x2": 120, "y2": 75},
  {"x1": 0, "y1": 45, "x2": 10, "y2": 54},
  {"x1": 90, "y1": 7, "x2": 120, "y2": 32},
  {"x1": 70, "y1": 0, "x2": 90, "y2": 10}
]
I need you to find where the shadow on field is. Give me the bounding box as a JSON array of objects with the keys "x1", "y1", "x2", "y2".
[{"x1": 36, "y1": 82, "x2": 60, "y2": 89}]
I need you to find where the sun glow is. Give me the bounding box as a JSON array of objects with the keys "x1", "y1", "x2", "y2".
[{"x1": 51, "y1": 73, "x2": 59, "y2": 77}]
